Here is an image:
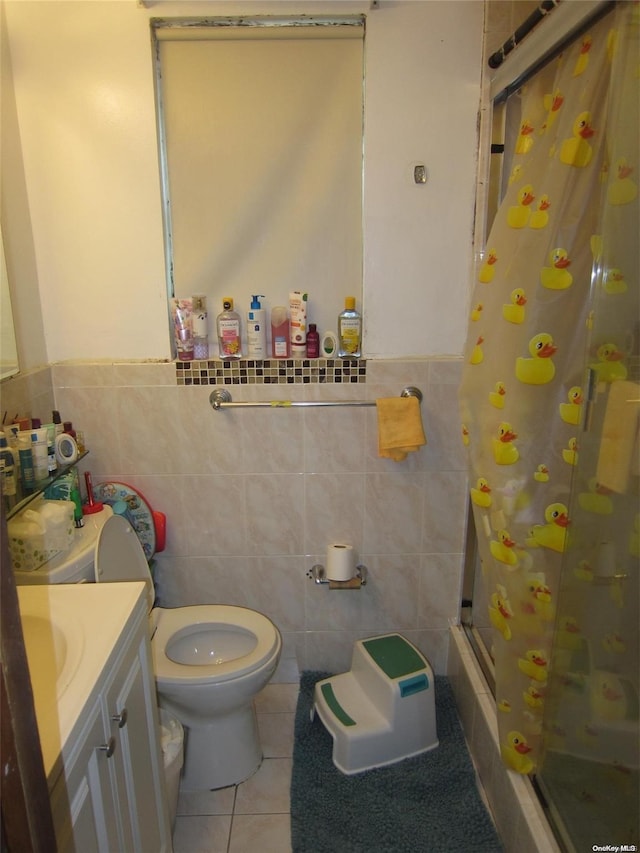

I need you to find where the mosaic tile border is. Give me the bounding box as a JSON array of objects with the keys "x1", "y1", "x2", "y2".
[{"x1": 175, "y1": 358, "x2": 367, "y2": 386}]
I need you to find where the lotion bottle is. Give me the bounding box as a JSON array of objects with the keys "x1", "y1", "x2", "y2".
[
  {"x1": 247, "y1": 295, "x2": 267, "y2": 359},
  {"x1": 192, "y1": 294, "x2": 209, "y2": 359},
  {"x1": 338, "y1": 296, "x2": 362, "y2": 358},
  {"x1": 271, "y1": 306, "x2": 290, "y2": 358},
  {"x1": 216, "y1": 297, "x2": 243, "y2": 359}
]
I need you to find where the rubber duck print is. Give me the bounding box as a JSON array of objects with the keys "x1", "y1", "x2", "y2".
[
  {"x1": 515, "y1": 333, "x2": 557, "y2": 385},
  {"x1": 540, "y1": 248, "x2": 573, "y2": 290},
  {"x1": 540, "y1": 91, "x2": 564, "y2": 134},
  {"x1": 507, "y1": 184, "x2": 535, "y2": 228},
  {"x1": 470, "y1": 302, "x2": 484, "y2": 322},
  {"x1": 573, "y1": 560, "x2": 594, "y2": 582},
  {"x1": 560, "y1": 112, "x2": 595, "y2": 168},
  {"x1": 529, "y1": 195, "x2": 551, "y2": 229},
  {"x1": 524, "y1": 574, "x2": 554, "y2": 621},
  {"x1": 488, "y1": 585, "x2": 513, "y2": 640},
  {"x1": 591, "y1": 672, "x2": 628, "y2": 721},
  {"x1": 489, "y1": 381, "x2": 506, "y2": 409},
  {"x1": 533, "y1": 464, "x2": 549, "y2": 483},
  {"x1": 501, "y1": 731, "x2": 535, "y2": 774},
  {"x1": 531, "y1": 503, "x2": 570, "y2": 552},
  {"x1": 578, "y1": 479, "x2": 614, "y2": 515},
  {"x1": 602, "y1": 632, "x2": 625, "y2": 654},
  {"x1": 572, "y1": 34, "x2": 592, "y2": 77},
  {"x1": 515, "y1": 119, "x2": 535, "y2": 155},
  {"x1": 557, "y1": 616, "x2": 583, "y2": 650},
  {"x1": 461, "y1": 424, "x2": 470, "y2": 447},
  {"x1": 508, "y1": 164, "x2": 523, "y2": 186},
  {"x1": 497, "y1": 699, "x2": 512, "y2": 714},
  {"x1": 490, "y1": 529, "x2": 519, "y2": 567},
  {"x1": 523, "y1": 685, "x2": 545, "y2": 710},
  {"x1": 502, "y1": 288, "x2": 527, "y2": 324},
  {"x1": 493, "y1": 422, "x2": 519, "y2": 465},
  {"x1": 559, "y1": 386, "x2": 583, "y2": 425},
  {"x1": 590, "y1": 343, "x2": 627, "y2": 382},
  {"x1": 603, "y1": 268, "x2": 628, "y2": 294},
  {"x1": 469, "y1": 336, "x2": 484, "y2": 365},
  {"x1": 518, "y1": 650, "x2": 549, "y2": 683},
  {"x1": 562, "y1": 437, "x2": 579, "y2": 466},
  {"x1": 470, "y1": 477, "x2": 492, "y2": 508},
  {"x1": 478, "y1": 249, "x2": 498, "y2": 283},
  {"x1": 607, "y1": 158, "x2": 638, "y2": 205}
]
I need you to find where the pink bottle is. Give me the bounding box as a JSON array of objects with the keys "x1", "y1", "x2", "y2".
[{"x1": 271, "y1": 307, "x2": 290, "y2": 358}]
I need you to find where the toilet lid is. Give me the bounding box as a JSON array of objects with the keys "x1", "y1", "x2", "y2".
[{"x1": 95, "y1": 515, "x2": 154, "y2": 612}]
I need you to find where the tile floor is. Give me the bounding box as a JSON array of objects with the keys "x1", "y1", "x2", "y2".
[{"x1": 172, "y1": 680, "x2": 299, "y2": 853}]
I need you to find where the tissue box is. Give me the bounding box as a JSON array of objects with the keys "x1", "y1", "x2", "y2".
[{"x1": 8, "y1": 499, "x2": 75, "y2": 572}]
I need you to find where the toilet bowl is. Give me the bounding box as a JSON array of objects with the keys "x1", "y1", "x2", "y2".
[{"x1": 15, "y1": 506, "x2": 282, "y2": 791}]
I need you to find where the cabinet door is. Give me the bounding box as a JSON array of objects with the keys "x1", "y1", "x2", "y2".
[
  {"x1": 51, "y1": 700, "x2": 120, "y2": 853},
  {"x1": 105, "y1": 631, "x2": 170, "y2": 853}
]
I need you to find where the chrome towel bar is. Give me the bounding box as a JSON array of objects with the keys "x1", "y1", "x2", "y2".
[{"x1": 209, "y1": 386, "x2": 423, "y2": 410}]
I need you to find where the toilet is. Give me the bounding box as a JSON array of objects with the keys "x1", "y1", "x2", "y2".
[{"x1": 15, "y1": 506, "x2": 282, "y2": 791}]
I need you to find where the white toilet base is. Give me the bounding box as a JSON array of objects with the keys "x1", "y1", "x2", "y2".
[{"x1": 178, "y1": 702, "x2": 262, "y2": 790}]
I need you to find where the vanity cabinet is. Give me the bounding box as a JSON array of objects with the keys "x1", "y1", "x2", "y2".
[{"x1": 47, "y1": 590, "x2": 171, "y2": 853}]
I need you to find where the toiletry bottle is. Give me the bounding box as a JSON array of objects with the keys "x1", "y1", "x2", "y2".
[
  {"x1": 52, "y1": 410, "x2": 64, "y2": 437},
  {"x1": 192, "y1": 294, "x2": 209, "y2": 359},
  {"x1": 0, "y1": 434, "x2": 16, "y2": 509},
  {"x1": 247, "y1": 295, "x2": 267, "y2": 359},
  {"x1": 289, "y1": 290, "x2": 308, "y2": 356},
  {"x1": 271, "y1": 306, "x2": 290, "y2": 358},
  {"x1": 306, "y1": 323, "x2": 320, "y2": 358},
  {"x1": 338, "y1": 296, "x2": 362, "y2": 358},
  {"x1": 17, "y1": 433, "x2": 35, "y2": 492},
  {"x1": 217, "y1": 297, "x2": 243, "y2": 359}
]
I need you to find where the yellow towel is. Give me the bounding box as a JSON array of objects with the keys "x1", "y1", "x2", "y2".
[{"x1": 376, "y1": 396, "x2": 427, "y2": 462}]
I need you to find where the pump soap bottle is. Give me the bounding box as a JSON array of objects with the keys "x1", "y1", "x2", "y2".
[
  {"x1": 247, "y1": 295, "x2": 267, "y2": 359},
  {"x1": 216, "y1": 297, "x2": 243, "y2": 359},
  {"x1": 271, "y1": 307, "x2": 290, "y2": 358},
  {"x1": 192, "y1": 294, "x2": 209, "y2": 359},
  {"x1": 338, "y1": 296, "x2": 362, "y2": 358}
]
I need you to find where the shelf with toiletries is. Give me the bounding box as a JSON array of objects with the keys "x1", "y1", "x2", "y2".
[{"x1": 6, "y1": 451, "x2": 88, "y2": 520}]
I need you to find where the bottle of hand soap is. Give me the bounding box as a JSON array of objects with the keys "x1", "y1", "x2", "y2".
[
  {"x1": 217, "y1": 297, "x2": 242, "y2": 359},
  {"x1": 247, "y1": 295, "x2": 266, "y2": 359},
  {"x1": 338, "y1": 296, "x2": 362, "y2": 358}
]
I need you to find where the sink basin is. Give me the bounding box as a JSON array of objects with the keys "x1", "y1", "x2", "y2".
[{"x1": 20, "y1": 607, "x2": 84, "y2": 700}]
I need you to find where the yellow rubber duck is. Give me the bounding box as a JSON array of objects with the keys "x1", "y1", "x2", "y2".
[
  {"x1": 603, "y1": 268, "x2": 628, "y2": 294},
  {"x1": 470, "y1": 302, "x2": 484, "y2": 322},
  {"x1": 470, "y1": 477, "x2": 492, "y2": 508},
  {"x1": 508, "y1": 164, "x2": 523, "y2": 186},
  {"x1": 489, "y1": 586, "x2": 513, "y2": 640},
  {"x1": 533, "y1": 464, "x2": 549, "y2": 483},
  {"x1": 540, "y1": 91, "x2": 564, "y2": 134},
  {"x1": 497, "y1": 699, "x2": 512, "y2": 713},
  {"x1": 469, "y1": 335, "x2": 484, "y2": 365},
  {"x1": 478, "y1": 249, "x2": 498, "y2": 283},
  {"x1": 560, "y1": 112, "x2": 595, "y2": 167},
  {"x1": 531, "y1": 503, "x2": 570, "y2": 553},
  {"x1": 502, "y1": 288, "x2": 527, "y2": 324},
  {"x1": 590, "y1": 343, "x2": 627, "y2": 382},
  {"x1": 573, "y1": 560, "x2": 594, "y2": 582},
  {"x1": 507, "y1": 184, "x2": 535, "y2": 228},
  {"x1": 461, "y1": 424, "x2": 470, "y2": 447},
  {"x1": 518, "y1": 650, "x2": 549, "y2": 683},
  {"x1": 591, "y1": 672, "x2": 628, "y2": 721},
  {"x1": 578, "y1": 479, "x2": 614, "y2": 515},
  {"x1": 559, "y1": 386, "x2": 583, "y2": 425},
  {"x1": 602, "y1": 633, "x2": 625, "y2": 654},
  {"x1": 523, "y1": 685, "x2": 545, "y2": 710},
  {"x1": 572, "y1": 35, "x2": 592, "y2": 77},
  {"x1": 501, "y1": 731, "x2": 535, "y2": 774},
  {"x1": 607, "y1": 159, "x2": 638, "y2": 206},
  {"x1": 515, "y1": 333, "x2": 557, "y2": 385},
  {"x1": 562, "y1": 437, "x2": 579, "y2": 466},
  {"x1": 490, "y1": 529, "x2": 519, "y2": 567},
  {"x1": 489, "y1": 381, "x2": 506, "y2": 409},
  {"x1": 493, "y1": 423, "x2": 519, "y2": 465},
  {"x1": 529, "y1": 195, "x2": 551, "y2": 229},
  {"x1": 557, "y1": 616, "x2": 583, "y2": 650},
  {"x1": 540, "y1": 248, "x2": 573, "y2": 290},
  {"x1": 515, "y1": 119, "x2": 535, "y2": 154},
  {"x1": 525, "y1": 574, "x2": 554, "y2": 621}
]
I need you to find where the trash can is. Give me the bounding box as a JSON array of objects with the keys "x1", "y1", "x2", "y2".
[{"x1": 159, "y1": 708, "x2": 184, "y2": 829}]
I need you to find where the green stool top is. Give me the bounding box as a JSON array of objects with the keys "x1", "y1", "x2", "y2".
[{"x1": 362, "y1": 634, "x2": 426, "y2": 680}]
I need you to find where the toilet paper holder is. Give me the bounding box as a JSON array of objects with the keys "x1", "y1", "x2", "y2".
[{"x1": 308, "y1": 563, "x2": 368, "y2": 589}]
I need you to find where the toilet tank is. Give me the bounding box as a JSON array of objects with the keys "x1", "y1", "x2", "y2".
[{"x1": 13, "y1": 505, "x2": 113, "y2": 585}]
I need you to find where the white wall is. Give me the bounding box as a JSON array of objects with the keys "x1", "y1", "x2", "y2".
[{"x1": 2, "y1": 0, "x2": 483, "y2": 365}]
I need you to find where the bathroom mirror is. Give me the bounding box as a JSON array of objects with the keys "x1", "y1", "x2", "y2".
[
  {"x1": 0, "y1": 225, "x2": 19, "y2": 380},
  {"x1": 152, "y1": 17, "x2": 365, "y2": 339}
]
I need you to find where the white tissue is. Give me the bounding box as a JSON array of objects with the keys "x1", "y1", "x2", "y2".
[{"x1": 326, "y1": 543, "x2": 355, "y2": 582}]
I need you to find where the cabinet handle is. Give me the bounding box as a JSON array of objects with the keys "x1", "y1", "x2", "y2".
[
  {"x1": 98, "y1": 737, "x2": 117, "y2": 758},
  {"x1": 111, "y1": 708, "x2": 128, "y2": 729}
]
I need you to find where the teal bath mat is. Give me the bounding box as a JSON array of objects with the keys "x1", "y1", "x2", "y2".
[{"x1": 291, "y1": 672, "x2": 503, "y2": 853}]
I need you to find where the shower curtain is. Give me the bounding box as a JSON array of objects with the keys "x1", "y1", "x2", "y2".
[{"x1": 459, "y1": 3, "x2": 638, "y2": 774}]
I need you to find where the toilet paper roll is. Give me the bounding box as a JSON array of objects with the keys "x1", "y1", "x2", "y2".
[{"x1": 326, "y1": 543, "x2": 355, "y2": 582}]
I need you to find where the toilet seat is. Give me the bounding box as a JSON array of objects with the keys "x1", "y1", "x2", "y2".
[
  {"x1": 95, "y1": 515, "x2": 155, "y2": 611},
  {"x1": 152, "y1": 605, "x2": 280, "y2": 686}
]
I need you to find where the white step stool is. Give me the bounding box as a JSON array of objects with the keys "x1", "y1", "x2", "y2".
[{"x1": 312, "y1": 633, "x2": 438, "y2": 775}]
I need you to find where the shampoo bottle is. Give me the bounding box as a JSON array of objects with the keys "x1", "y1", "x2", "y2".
[
  {"x1": 338, "y1": 296, "x2": 362, "y2": 359},
  {"x1": 306, "y1": 323, "x2": 320, "y2": 358},
  {"x1": 192, "y1": 294, "x2": 209, "y2": 359},
  {"x1": 271, "y1": 307, "x2": 290, "y2": 358},
  {"x1": 247, "y1": 295, "x2": 267, "y2": 359},
  {"x1": 216, "y1": 297, "x2": 243, "y2": 359}
]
